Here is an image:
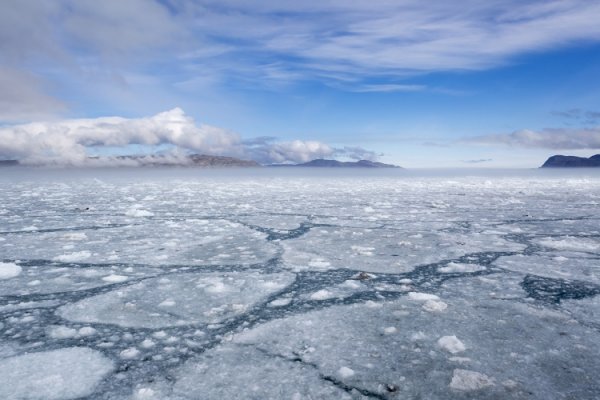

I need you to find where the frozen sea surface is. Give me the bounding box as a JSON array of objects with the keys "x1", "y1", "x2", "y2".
[{"x1": 1, "y1": 167, "x2": 600, "y2": 399}]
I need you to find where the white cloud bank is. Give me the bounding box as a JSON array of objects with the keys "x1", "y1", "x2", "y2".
[{"x1": 0, "y1": 108, "x2": 378, "y2": 165}]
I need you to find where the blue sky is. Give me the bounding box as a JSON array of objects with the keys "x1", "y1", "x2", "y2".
[{"x1": 1, "y1": 0, "x2": 600, "y2": 167}]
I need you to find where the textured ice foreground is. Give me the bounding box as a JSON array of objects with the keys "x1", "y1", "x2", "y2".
[
  {"x1": 0, "y1": 347, "x2": 113, "y2": 399},
  {"x1": 58, "y1": 271, "x2": 294, "y2": 328},
  {"x1": 1, "y1": 168, "x2": 600, "y2": 399}
]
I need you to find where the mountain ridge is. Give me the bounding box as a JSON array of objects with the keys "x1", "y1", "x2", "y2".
[
  {"x1": 541, "y1": 154, "x2": 600, "y2": 168},
  {"x1": 268, "y1": 159, "x2": 401, "y2": 168}
]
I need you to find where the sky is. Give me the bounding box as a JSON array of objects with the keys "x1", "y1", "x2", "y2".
[{"x1": 1, "y1": 0, "x2": 600, "y2": 167}]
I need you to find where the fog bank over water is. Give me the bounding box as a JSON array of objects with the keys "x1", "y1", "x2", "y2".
[{"x1": 2, "y1": 166, "x2": 600, "y2": 184}]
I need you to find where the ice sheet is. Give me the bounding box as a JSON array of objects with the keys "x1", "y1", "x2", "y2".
[{"x1": 1, "y1": 169, "x2": 599, "y2": 399}]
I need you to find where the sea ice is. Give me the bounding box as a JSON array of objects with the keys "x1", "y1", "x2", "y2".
[
  {"x1": 58, "y1": 271, "x2": 295, "y2": 328},
  {"x1": 0, "y1": 347, "x2": 113, "y2": 399},
  {"x1": 2, "y1": 170, "x2": 600, "y2": 399},
  {"x1": 171, "y1": 344, "x2": 351, "y2": 399}
]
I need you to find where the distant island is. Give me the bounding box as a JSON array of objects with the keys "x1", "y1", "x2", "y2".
[
  {"x1": 541, "y1": 154, "x2": 600, "y2": 168},
  {"x1": 0, "y1": 160, "x2": 19, "y2": 167},
  {"x1": 269, "y1": 159, "x2": 401, "y2": 168}
]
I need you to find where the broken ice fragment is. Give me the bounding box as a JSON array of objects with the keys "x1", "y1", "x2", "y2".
[
  {"x1": 338, "y1": 366, "x2": 355, "y2": 379},
  {"x1": 449, "y1": 369, "x2": 494, "y2": 391},
  {"x1": 438, "y1": 335, "x2": 466, "y2": 354},
  {"x1": 0, "y1": 262, "x2": 21, "y2": 279}
]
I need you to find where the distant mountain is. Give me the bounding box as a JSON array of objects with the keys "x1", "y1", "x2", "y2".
[
  {"x1": 269, "y1": 159, "x2": 401, "y2": 168},
  {"x1": 115, "y1": 154, "x2": 260, "y2": 167},
  {"x1": 0, "y1": 160, "x2": 18, "y2": 167},
  {"x1": 541, "y1": 154, "x2": 600, "y2": 168}
]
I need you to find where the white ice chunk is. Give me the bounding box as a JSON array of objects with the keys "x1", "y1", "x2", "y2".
[
  {"x1": 338, "y1": 366, "x2": 355, "y2": 378},
  {"x1": 383, "y1": 326, "x2": 397, "y2": 334},
  {"x1": 101, "y1": 274, "x2": 128, "y2": 283},
  {"x1": 422, "y1": 300, "x2": 448, "y2": 313},
  {"x1": 61, "y1": 232, "x2": 88, "y2": 241},
  {"x1": 134, "y1": 388, "x2": 158, "y2": 399},
  {"x1": 141, "y1": 339, "x2": 156, "y2": 349},
  {"x1": 0, "y1": 262, "x2": 21, "y2": 279},
  {"x1": 439, "y1": 263, "x2": 485, "y2": 273},
  {"x1": 53, "y1": 251, "x2": 91, "y2": 263},
  {"x1": 449, "y1": 369, "x2": 494, "y2": 391},
  {"x1": 438, "y1": 335, "x2": 466, "y2": 354},
  {"x1": 310, "y1": 289, "x2": 335, "y2": 301},
  {"x1": 120, "y1": 347, "x2": 141, "y2": 359},
  {"x1": 47, "y1": 325, "x2": 78, "y2": 339},
  {"x1": 78, "y1": 327, "x2": 97, "y2": 337},
  {"x1": 125, "y1": 207, "x2": 154, "y2": 217},
  {"x1": 408, "y1": 292, "x2": 440, "y2": 301},
  {"x1": 268, "y1": 298, "x2": 292, "y2": 307}
]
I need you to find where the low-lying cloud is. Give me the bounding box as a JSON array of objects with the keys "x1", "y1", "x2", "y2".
[
  {"x1": 0, "y1": 108, "x2": 378, "y2": 165},
  {"x1": 463, "y1": 127, "x2": 600, "y2": 150},
  {"x1": 462, "y1": 158, "x2": 493, "y2": 164}
]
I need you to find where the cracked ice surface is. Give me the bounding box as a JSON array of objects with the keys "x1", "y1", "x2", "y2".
[
  {"x1": 1, "y1": 168, "x2": 600, "y2": 399},
  {"x1": 58, "y1": 271, "x2": 295, "y2": 328}
]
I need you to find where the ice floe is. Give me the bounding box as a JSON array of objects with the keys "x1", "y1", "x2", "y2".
[{"x1": 0, "y1": 347, "x2": 113, "y2": 399}]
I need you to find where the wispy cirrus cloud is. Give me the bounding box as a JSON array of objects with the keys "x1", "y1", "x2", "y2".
[
  {"x1": 176, "y1": 0, "x2": 600, "y2": 78},
  {"x1": 4, "y1": 1, "x2": 600, "y2": 121},
  {"x1": 463, "y1": 127, "x2": 600, "y2": 149},
  {"x1": 552, "y1": 109, "x2": 600, "y2": 124}
]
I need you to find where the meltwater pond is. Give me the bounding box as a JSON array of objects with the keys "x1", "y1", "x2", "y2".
[{"x1": 1, "y1": 167, "x2": 600, "y2": 399}]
